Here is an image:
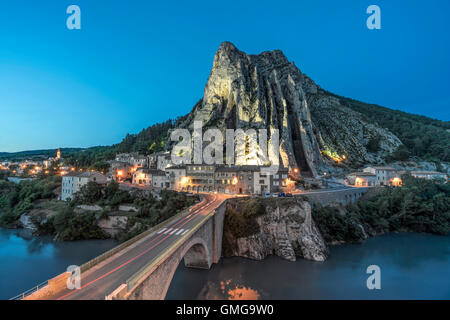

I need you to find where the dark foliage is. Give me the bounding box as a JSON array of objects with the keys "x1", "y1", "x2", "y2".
[{"x1": 313, "y1": 175, "x2": 450, "y2": 244}]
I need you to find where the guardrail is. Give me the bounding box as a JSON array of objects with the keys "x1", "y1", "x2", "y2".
[
  {"x1": 80, "y1": 198, "x2": 205, "y2": 273},
  {"x1": 9, "y1": 280, "x2": 49, "y2": 300},
  {"x1": 125, "y1": 209, "x2": 214, "y2": 292}
]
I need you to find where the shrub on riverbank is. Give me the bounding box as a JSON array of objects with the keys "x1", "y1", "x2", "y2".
[
  {"x1": 0, "y1": 176, "x2": 61, "y2": 227},
  {"x1": 38, "y1": 206, "x2": 108, "y2": 241}
]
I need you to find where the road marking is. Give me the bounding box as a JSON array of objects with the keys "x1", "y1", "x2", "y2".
[
  {"x1": 169, "y1": 228, "x2": 178, "y2": 235},
  {"x1": 157, "y1": 228, "x2": 167, "y2": 234},
  {"x1": 164, "y1": 228, "x2": 172, "y2": 234},
  {"x1": 181, "y1": 229, "x2": 189, "y2": 235},
  {"x1": 176, "y1": 229, "x2": 184, "y2": 235}
]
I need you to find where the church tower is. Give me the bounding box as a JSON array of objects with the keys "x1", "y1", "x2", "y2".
[{"x1": 56, "y1": 148, "x2": 61, "y2": 160}]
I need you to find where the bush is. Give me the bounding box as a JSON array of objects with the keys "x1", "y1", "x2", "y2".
[{"x1": 313, "y1": 175, "x2": 450, "y2": 244}]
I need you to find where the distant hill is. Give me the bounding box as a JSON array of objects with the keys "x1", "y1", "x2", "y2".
[{"x1": 0, "y1": 148, "x2": 85, "y2": 161}]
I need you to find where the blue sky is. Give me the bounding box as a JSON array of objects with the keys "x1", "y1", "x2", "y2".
[{"x1": 0, "y1": 0, "x2": 449, "y2": 152}]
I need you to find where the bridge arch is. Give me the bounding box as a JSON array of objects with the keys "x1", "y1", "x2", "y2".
[
  {"x1": 127, "y1": 236, "x2": 212, "y2": 300},
  {"x1": 154, "y1": 236, "x2": 211, "y2": 300}
]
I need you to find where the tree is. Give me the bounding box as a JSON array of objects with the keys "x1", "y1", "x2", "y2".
[
  {"x1": 77, "y1": 181, "x2": 103, "y2": 204},
  {"x1": 366, "y1": 135, "x2": 381, "y2": 153}
]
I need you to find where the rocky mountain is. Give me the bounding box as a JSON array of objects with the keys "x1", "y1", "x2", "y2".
[{"x1": 175, "y1": 42, "x2": 402, "y2": 176}]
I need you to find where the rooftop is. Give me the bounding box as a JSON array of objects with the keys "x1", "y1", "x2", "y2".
[
  {"x1": 365, "y1": 166, "x2": 396, "y2": 171},
  {"x1": 348, "y1": 172, "x2": 376, "y2": 177},
  {"x1": 411, "y1": 171, "x2": 446, "y2": 175},
  {"x1": 63, "y1": 171, "x2": 106, "y2": 178}
]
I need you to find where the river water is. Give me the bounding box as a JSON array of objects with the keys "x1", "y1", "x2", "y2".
[
  {"x1": 1, "y1": 228, "x2": 448, "y2": 300},
  {"x1": 167, "y1": 233, "x2": 450, "y2": 300},
  {"x1": 0, "y1": 228, "x2": 118, "y2": 299}
]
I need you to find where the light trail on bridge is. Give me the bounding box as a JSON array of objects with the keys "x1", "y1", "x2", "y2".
[{"x1": 56, "y1": 195, "x2": 219, "y2": 300}]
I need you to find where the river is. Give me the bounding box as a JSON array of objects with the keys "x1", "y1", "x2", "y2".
[
  {"x1": 0, "y1": 228, "x2": 118, "y2": 299},
  {"x1": 167, "y1": 233, "x2": 450, "y2": 300},
  {"x1": 1, "y1": 229, "x2": 448, "y2": 300}
]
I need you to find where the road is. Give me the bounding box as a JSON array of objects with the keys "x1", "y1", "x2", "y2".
[
  {"x1": 291, "y1": 185, "x2": 370, "y2": 195},
  {"x1": 48, "y1": 193, "x2": 228, "y2": 300}
]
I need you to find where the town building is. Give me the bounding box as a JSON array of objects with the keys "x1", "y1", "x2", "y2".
[
  {"x1": 411, "y1": 171, "x2": 448, "y2": 181},
  {"x1": 61, "y1": 171, "x2": 107, "y2": 201},
  {"x1": 347, "y1": 172, "x2": 377, "y2": 187},
  {"x1": 132, "y1": 169, "x2": 153, "y2": 186},
  {"x1": 147, "y1": 151, "x2": 172, "y2": 171},
  {"x1": 132, "y1": 168, "x2": 169, "y2": 188},
  {"x1": 164, "y1": 165, "x2": 187, "y2": 190},
  {"x1": 183, "y1": 164, "x2": 215, "y2": 193},
  {"x1": 363, "y1": 166, "x2": 402, "y2": 186},
  {"x1": 152, "y1": 171, "x2": 171, "y2": 189},
  {"x1": 108, "y1": 160, "x2": 135, "y2": 182},
  {"x1": 115, "y1": 152, "x2": 147, "y2": 168},
  {"x1": 270, "y1": 167, "x2": 290, "y2": 192}
]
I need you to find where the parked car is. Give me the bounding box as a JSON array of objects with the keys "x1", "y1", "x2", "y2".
[
  {"x1": 272, "y1": 193, "x2": 279, "y2": 197},
  {"x1": 278, "y1": 192, "x2": 286, "y2": 197},
  {"x1": 265, "y1": 192, "x2": 271, "y2": 198},
  {"x1": 285, "y1": 193, "x2": 293, "y2": 197}
]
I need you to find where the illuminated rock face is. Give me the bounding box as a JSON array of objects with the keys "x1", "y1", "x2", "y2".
[
  {"x1": 179, "y1": 42, "x2": 324, "y2": 176},
  {"x1": 176, "y1": 42, "x2": 402, "y2": 174}
]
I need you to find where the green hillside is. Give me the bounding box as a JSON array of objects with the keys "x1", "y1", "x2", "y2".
[{"x1": 333, "y1": 94, "x2": 450, "y2": 162}]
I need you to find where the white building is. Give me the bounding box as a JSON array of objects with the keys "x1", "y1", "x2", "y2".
[
  {"x1": 363, "y1": 166, "x2": 401, "y2": 186},
  {"x1": 61, "y1": 171, "x2": 107, "y2": 201},
  {"x1": 347, "y1": 172, "x2": 377, "y2": 187},
  {"x1": 153, "y1": 171, "x2": 170, "y2": 189},
  {"x1": 132, "y1": 169, "x2": 153, "y2": 186},
  {"x1": 165, "y1": 165, "x2": 186, "y2": 190},
  {"x1": 411, "y1": 171, "x2": 447, "y2": 181},
  {"x1": 253, "y1": 171, "x2": 270, "y2": 195}
]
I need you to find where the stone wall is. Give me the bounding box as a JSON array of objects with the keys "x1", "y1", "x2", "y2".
[
  {"x1": 23, "y1": 272, "x2": 70, "y2": 300},
  {"x1": 296, "y1": 188, "x2": 368, "y2": 206}
]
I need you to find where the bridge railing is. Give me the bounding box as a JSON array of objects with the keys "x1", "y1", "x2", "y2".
[
  {"x1": 79, "y1": 200, "x2": 204, "y2": 273},
  {"x1": 9, "y1": 280, "x2": 49, "y2": 300},
  {"x1": 125, "y1": 209, "x2": 215, "y2": 292}
]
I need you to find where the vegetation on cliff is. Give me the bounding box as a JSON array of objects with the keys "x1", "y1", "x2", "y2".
[
  {"x1": 33, "y1": 181, "x2": 199, "y2": 241},
  {"x1": 313, "y1": 175, "x2": 450, "y2": 244},
  {"x1": 0, "y1": 176, "x2": 198, "y2": 241},
  {"x1": 0, "y1": 176, "x2": 61, "y2": 227},
  {"x1": 222, "y1": 199, "x2": 266, "y2": 256},
  {"x1": 337, "y1": 95, "x2": 450, "y2": 162}
]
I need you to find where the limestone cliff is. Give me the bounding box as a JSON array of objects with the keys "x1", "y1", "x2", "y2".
[
  {"x1": 174, "y1": 42, "x2": 402, "y2": 175},
  {"x1": 222, "y1": 198, "x2": 328, "y2": 262}
]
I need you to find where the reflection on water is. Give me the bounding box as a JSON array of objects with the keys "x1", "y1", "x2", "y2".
[
  {"x1": 167, "y1": 233, "x2": 450, "y2": 300},
  {"x1": 197, "y1": 280, "x2": 261, "y2": 300},
  {"x1": 0, "y1": 228, "x2": 118, "y2": 300}
]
